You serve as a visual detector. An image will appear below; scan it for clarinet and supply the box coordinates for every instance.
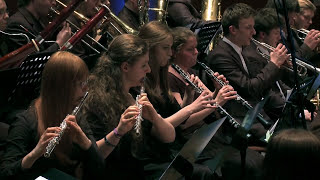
[197,61,272,128]
[44,92,89,158]
[171,64,240,128]
[134,86,145,135]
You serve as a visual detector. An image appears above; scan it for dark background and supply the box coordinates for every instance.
[3,0,319,29]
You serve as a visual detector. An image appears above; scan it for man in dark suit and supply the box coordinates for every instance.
[206,3,289,136]
[4,0,71,54]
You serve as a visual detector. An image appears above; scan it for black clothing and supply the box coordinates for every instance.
[5,8,59,54]
[0,105,105,179]
[167,0,206,28]
[118,5,140,31]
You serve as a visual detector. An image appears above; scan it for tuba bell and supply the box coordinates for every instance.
[138,0,170,26]
[201,0,222,21]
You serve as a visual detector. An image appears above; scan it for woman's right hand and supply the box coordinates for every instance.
[116,106,139,136]
[188,90,215,113]
[31,127,61,158]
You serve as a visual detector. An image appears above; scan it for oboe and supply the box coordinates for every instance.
[44,92,89,158]
[171,64,240,128]
[197,61,272,128]
[134,86,145,135]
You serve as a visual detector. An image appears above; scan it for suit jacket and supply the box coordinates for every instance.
[5,7,59,54]
[167,0,205,28]
[206,39,285,121]
[118,5,140,31]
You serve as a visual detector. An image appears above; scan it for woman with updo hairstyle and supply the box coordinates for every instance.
[263,128,320,180]
[0,51,105,179]
[79,34,175,179]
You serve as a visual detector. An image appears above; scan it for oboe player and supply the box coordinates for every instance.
[0,51,105,179]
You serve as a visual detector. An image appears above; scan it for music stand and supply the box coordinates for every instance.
[8,52,53,109]
[159,117,226,179]
[193,21,222,58]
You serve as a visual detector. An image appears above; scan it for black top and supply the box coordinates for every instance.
[5,7,59,54]
[167,0,205,28]
[0,105,105,180]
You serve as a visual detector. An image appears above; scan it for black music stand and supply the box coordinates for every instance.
[159,117,226,179]
[191,21,222,84]
[7,52,53,109]
[192,21,222,60]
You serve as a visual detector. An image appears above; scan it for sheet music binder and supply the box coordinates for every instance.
[7,52,53,108]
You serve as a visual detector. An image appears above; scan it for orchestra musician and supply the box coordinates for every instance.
[294,0,316,30]
[0,51,105,179]
[78,34,175,179]
[4,0,71,55]
[207,3,290,135]
[138,21,240,179]
[265,0,320,61]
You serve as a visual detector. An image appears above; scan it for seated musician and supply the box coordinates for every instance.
[265,0,320,61]
[207,3,290,136]
[294,0,316,30]
[78,34,176,179]
[0,51,105,179]
[4,0,71,54]
[242,8,293,120]
[169,26,266,180]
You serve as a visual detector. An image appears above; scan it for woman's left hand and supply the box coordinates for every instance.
[66,115,91,150]
[211,72,228,90]
[139,93,161,123]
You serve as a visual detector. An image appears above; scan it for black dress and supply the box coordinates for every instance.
[0,105,105,180]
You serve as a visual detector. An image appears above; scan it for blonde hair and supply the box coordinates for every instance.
[298,0,316,12]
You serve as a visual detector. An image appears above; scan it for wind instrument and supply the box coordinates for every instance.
[0,0,85,69]
[201,0,222,21]
[138,0,169,26]
[251,38,320,76]
[171,63,240,128]
[197,61,272,128]
[61,4,109,50]
[44,92,88,158]
[134,86,145,135]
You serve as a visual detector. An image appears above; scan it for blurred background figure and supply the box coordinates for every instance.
[294,0,316,30]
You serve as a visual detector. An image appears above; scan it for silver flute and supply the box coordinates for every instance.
[44,92,89,158]
[134,86,145,135]
[171,63,240,128]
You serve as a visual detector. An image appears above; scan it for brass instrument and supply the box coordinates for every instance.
[138,0,169,26]
[310,89,320,110]
[201,0,222,21]
[251,38,320,76]
[56,0,137,38]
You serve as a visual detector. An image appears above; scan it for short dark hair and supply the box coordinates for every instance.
[265,0,300,14]
[254,8,284,37]
[221,3,256,36]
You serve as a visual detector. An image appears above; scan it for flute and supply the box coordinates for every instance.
[197,61,272,128]
[171,63,240,129]
[44,92,89,158]
[134,86,145,135]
